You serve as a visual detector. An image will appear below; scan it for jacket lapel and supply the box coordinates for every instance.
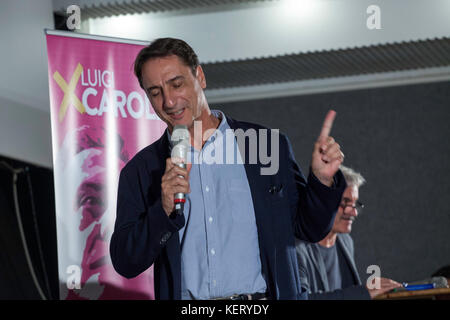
[226,116,278,298]
[337,235,362,285]
[156,131,183,299]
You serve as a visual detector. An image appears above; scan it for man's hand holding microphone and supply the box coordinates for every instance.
[161,125,191,217]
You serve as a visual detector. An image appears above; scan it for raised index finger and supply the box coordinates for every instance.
[319,110,336,139]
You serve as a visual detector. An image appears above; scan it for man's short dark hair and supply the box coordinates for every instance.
[134,37,200,89]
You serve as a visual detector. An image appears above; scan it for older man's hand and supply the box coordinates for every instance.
[367,277,403,299]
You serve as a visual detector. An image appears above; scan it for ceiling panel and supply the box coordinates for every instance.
[53,0,276,18]
[202,37,450,89]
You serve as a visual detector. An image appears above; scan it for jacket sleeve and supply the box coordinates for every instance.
[283,134,347,242]
[109,160,184,279]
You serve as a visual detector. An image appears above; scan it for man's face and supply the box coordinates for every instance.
[332,185,360,234]
[141,55,207,133]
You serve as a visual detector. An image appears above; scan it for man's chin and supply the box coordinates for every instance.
[338,222,353,234]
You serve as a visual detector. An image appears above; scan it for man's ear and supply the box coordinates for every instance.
[196,65,206,89]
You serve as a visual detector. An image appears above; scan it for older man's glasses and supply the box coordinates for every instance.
[340,200,364,214]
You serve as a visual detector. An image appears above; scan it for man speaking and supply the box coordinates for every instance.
[110,38,346,300]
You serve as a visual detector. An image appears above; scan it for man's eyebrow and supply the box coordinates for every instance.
[146,75,185,93]
[167,75,184,83]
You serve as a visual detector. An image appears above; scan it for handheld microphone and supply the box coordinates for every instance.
[170,125,190,215]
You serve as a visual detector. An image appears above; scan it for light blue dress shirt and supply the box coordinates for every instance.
[168,110,267,300]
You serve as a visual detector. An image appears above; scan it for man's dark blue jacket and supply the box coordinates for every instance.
[110,116,346,300]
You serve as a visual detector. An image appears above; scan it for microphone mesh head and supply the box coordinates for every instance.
[171,125,190,144]
[432,276,449,288]
[170,125,190,162]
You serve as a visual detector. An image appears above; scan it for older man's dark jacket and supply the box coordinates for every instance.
[295,233,371,299]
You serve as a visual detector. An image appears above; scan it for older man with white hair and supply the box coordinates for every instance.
[295,165,401,299]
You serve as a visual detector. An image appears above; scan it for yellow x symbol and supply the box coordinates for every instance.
[53,63,86,122]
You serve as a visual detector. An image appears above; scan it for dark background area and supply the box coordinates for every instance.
[0,156,58,299]
[0,80,448,299]
[218,80,450,284]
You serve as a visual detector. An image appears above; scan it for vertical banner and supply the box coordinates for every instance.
[46,31,165,299]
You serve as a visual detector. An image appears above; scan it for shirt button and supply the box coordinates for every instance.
[205,186,210,192]
[211,249,215,255]
[208,217,213,223]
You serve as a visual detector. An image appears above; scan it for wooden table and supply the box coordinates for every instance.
[375,287,450,300]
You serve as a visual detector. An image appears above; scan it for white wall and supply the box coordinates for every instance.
[0,96,53,167]
[0,0,54,167]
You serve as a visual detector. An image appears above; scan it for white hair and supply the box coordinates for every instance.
[340,165,366,187]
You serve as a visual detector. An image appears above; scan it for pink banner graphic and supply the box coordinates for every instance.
[46,31,165,299]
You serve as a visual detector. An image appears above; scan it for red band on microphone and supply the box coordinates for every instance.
[174,198,186,204]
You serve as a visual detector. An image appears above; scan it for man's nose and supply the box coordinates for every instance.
[163,89,176,108]
[344,206,358,217]
[348,206,358,217]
